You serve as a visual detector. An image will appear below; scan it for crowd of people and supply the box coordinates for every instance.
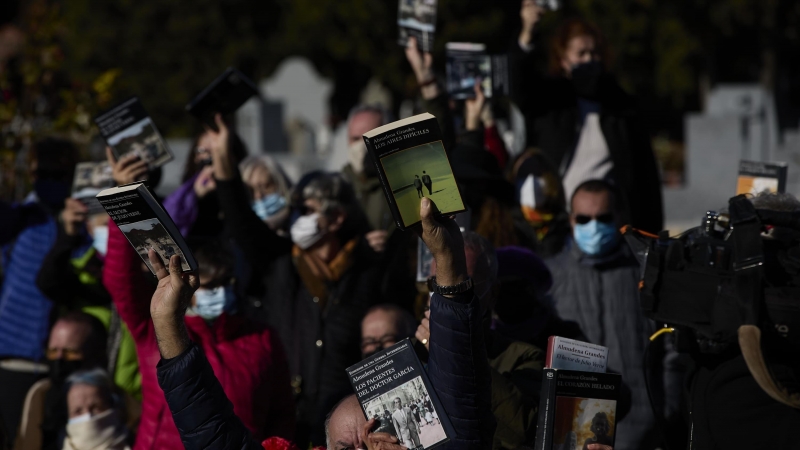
[1,2,799,450]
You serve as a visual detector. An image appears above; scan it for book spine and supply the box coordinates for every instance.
[534,369,557,450]
[140,186,197,271]
[545,336,555,368]
[363,137,404,230]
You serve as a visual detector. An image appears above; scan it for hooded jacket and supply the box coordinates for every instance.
[102,223,294,449]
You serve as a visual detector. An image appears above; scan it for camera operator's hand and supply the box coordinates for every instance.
[148,250,198,359]
[417,197,468,294]
[193,165,217,198]
[106,147,148,186]
[465,82,486,131]
[405,36,438,101]
[360,418,406,450]
[61,198,88,236]
[519,0,546,48]
[206,114,236,182]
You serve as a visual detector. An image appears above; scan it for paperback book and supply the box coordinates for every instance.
[72,161,114,214]
[545,336,608,373]
[535,369,621,450]
[95,97,173,169]
[445,43,509,99]
[398,0,437,53]
[347,338,453,450]
[736,160,788,196]
[363,113,466,230]
[186,67,260,131]
[97,183,197,275]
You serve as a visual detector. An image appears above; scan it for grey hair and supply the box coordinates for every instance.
[64,368,116,407]
[239,155,292,198]
[347,104,391,127]
[324,394,357,450]
[363,304,417,338]
[462,231,499,289]
[302,173,356,217]
[749,192,800,212]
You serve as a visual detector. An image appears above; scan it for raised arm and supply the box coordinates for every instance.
[416,198,495,450]
[206,115,292,270]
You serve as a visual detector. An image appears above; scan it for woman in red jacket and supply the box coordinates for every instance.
[102,227,295,449]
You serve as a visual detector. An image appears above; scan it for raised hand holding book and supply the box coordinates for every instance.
[97,183,197,275]
[186,67,260,131]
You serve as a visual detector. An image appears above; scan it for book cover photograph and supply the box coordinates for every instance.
[735,159,788,196]
[95,97,172,168]
[363,113,465,230]
[347,339,452,450]
[398,0,437,52]
[72,161,114,213]
[97,183,196,275]
[535,369,620,450]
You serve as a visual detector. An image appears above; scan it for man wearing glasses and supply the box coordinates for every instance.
[544,179,675,450]
[360,304,417,359]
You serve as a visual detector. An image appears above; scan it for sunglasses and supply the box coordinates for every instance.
[574,213,614,225]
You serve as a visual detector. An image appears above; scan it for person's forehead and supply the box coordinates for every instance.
[568,35,596,50]
[571,190,611,214]
[348,111,383,136]
[362,310,398,334]
[49,321,89,346]
[68,383,101,400]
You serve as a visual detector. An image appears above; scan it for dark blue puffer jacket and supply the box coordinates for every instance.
[156,292,495,450]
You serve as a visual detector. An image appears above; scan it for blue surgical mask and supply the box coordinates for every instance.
[252,194,287,221]
[573,219,619,256]
[91,225,109,256]
[192,286,237,320]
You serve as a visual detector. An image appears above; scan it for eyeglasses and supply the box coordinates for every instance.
[46,347,83,361]
[574,213,614,225]
[361,334,400,352]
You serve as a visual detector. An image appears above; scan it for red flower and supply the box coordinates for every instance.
[261,437,300,450]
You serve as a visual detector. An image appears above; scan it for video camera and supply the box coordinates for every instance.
[623,195,800,407]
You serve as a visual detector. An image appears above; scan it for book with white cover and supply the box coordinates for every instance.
[545,336,608,373]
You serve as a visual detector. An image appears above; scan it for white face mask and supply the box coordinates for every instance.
[68,412,92,425]
[347,141,368,174]
[91,225,109,256]
[290,213,325,250]
[192,286,237,320]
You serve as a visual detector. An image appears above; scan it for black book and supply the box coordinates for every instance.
[97,183,197,275]
[95,97,173,169]
[445,43,510,99]
[398,0,437,53]
[347,338,453,450]
[186,67,260,130]
[363,113,466,231]
[534,369,621,450]
[736,160,788,196]
[72,161,114,214]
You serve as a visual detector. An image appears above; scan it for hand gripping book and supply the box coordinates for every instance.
[186,67,260,131]
[398,0,437,52]
[534,369,621,450]
[736,160,788,196]
[445,43,510,100]
[97,183,197,275]
[363,113,466,231]
[545,336,609,373]
[95,97,173,169]
[72,161,114,214]
[347,338,454,450]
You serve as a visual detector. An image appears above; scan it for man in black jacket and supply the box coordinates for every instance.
[148,196,494,450]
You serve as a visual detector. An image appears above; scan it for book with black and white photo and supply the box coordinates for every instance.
[347,338,454,450]
[72,161,115,214]
[186,67,260,131]
[535,369,621,450]
[398,0,437,53]
[96,183,197,275]
[736,160,788,196]
[95,97,173,169]
[545,336,608,373]
[445,43,510,99]
[363,113,466,231]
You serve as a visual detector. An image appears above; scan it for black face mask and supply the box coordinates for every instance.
[47,359,82,386]
[570,61,604,99]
